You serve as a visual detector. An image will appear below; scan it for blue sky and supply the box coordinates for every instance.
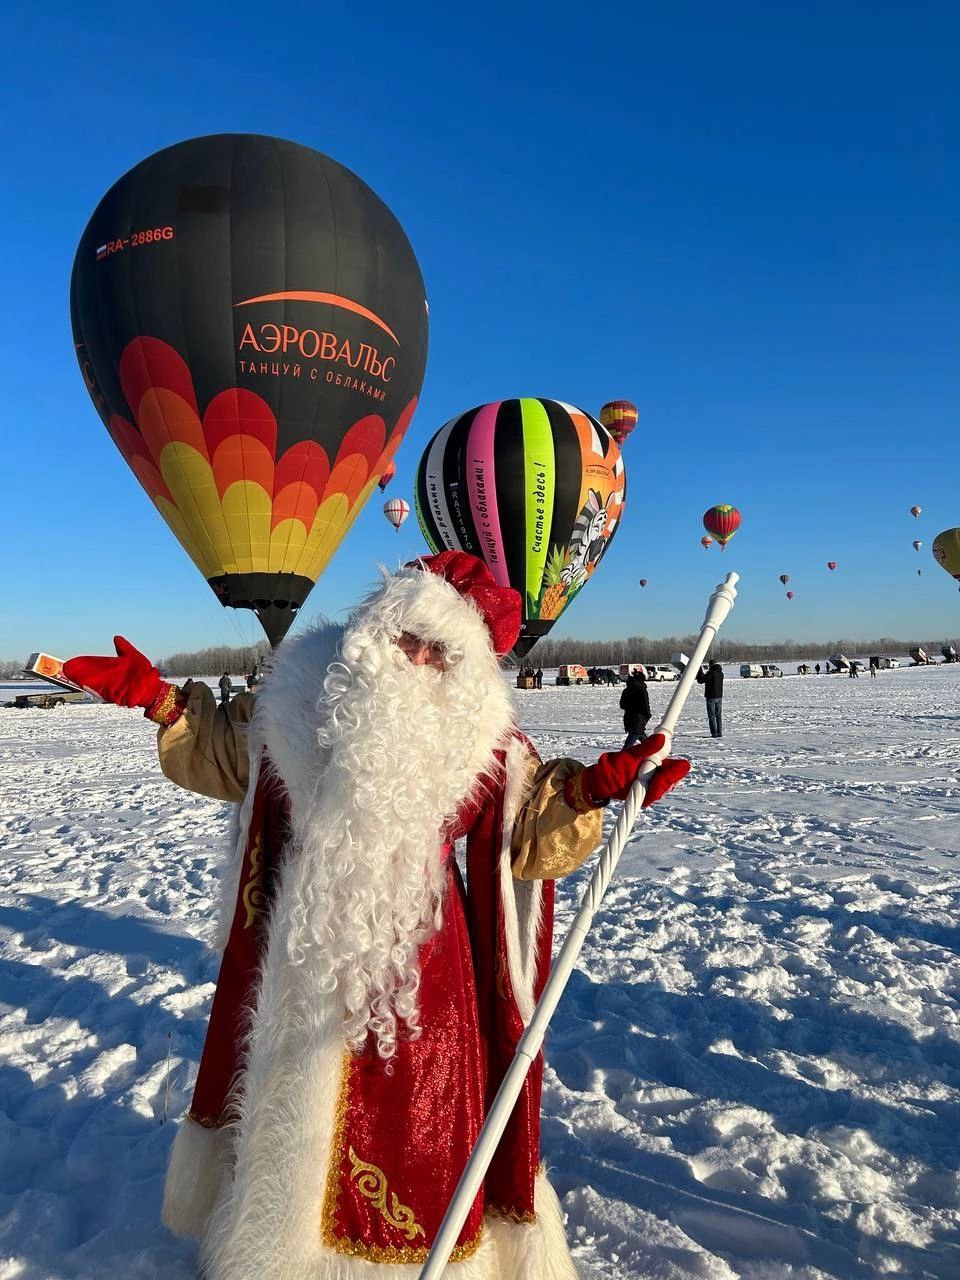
[3,1,958,659]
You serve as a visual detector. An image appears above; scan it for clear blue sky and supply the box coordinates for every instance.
[3,1,958,659]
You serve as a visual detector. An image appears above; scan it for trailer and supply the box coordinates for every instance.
[910,647,934,666]
[10,691,89,709]
[941,645,958,663]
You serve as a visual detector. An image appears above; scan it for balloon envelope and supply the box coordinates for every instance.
[383,498,410,530]
[932,528,960,581]
[913,540,922,551]
[703,504,741,548]
[700,535,713,549]
[378,460,397,492]
[827,561,837,571]
[639,578,647,588]
[911,506,922,518]
[779,574,789,585]
[416,399,626,658]
[786,591,794,600]
[71,134,428,645]
[598,400,638,447]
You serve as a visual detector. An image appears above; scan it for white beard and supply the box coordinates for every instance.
[282,623,503,1058]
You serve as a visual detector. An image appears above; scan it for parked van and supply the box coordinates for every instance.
[740,663,763,678]
[556,664,588,686]
[646,664,680,682]
[618,663,649,680]
[869,655,901,670]
[760,664,783,678]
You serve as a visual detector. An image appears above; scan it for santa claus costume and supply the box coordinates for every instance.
[64,553,687,1280]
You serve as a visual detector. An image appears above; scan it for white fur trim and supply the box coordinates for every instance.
[486,1173,578,1280]
[162,1117,233,1239]
[498,737,545,1026]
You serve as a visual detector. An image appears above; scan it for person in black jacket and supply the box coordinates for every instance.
[620,670,651,747]
[696,659,724,737]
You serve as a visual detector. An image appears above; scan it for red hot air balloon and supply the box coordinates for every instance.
[786,591,794,600]
[378,460,397,492]
[827,561,837,571]
[598,400,638,447]
[911,506,922,518]
[703,504,741,550]
[71,134,427,646]
[779,574,789,585]
[383,497,410,530]
[701,535,713,549]
[639,578,648,588]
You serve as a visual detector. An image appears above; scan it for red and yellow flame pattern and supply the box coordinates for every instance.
[107,337,414,584]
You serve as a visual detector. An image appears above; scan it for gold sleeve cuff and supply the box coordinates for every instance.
[511,756,603,881]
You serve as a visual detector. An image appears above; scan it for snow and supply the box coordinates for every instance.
[1,664,959,1277]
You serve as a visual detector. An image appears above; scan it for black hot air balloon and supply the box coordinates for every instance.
[71,134,428,645]
[415,399,626,658]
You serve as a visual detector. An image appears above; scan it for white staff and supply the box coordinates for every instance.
[419,572,740,1279]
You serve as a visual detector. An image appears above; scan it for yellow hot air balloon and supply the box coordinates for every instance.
[932,528,960,582]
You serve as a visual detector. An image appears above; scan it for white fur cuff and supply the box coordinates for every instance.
[162,1117,233,1239]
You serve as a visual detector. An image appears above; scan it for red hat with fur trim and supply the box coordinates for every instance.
[409,552,522,657]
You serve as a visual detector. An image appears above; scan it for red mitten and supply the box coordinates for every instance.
[63,636,183,724]
[566,734,691,811]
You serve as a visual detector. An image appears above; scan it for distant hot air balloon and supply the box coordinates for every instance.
[786,591,794,600]
[639,578,648,588]
[598,400,638,447]
[71,134,427,646]
[378,460,397,491]
[701,535,713,550]
[913,540,922,552]
[932,528,960,583]
[383,498,410,531]
[911,506,922,518]
[416,399,626,658]
[827,561,837,571]
[779,574,790,585]
[918,569,923,577]
[703,504,741,550]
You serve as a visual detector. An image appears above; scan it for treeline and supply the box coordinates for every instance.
[520,634,960,668]
[157,642,271,677]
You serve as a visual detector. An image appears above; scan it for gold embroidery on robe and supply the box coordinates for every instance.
[348,1147,425,1241]
[241,835,264,929]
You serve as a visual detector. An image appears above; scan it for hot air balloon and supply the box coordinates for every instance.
[701,535,713,549]
[703,504,741,550]
[918,569,923,577]
[416,399,626,658]
[378,460,397,492]
[932,528,960,583]
[383,498,410,531]
[598,400,638,447]
[786,591,794,600]
[779,574,790,585]
[827,561,837,571]
[911,506,922,518]
[913,540,922,552]
[71,134,428,646]
[639,578,648,588]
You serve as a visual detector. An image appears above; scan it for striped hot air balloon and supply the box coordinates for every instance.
[383,497,410,530]
[701,535,713,549]
[416,399,626,657]
[598,400,638,447]
[703,504,741,550]
[911,506,922,518]
[779,574,790,585]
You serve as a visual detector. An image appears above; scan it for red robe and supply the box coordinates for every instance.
[188,739,553,1264]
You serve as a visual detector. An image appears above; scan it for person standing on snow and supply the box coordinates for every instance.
[619,669,651,747]
[535,667,543,689]
[696,659,724,738]
[217,672,232,706]
[64,552,688,1280]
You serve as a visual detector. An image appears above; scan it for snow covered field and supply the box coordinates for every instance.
[1,665,959,1278]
